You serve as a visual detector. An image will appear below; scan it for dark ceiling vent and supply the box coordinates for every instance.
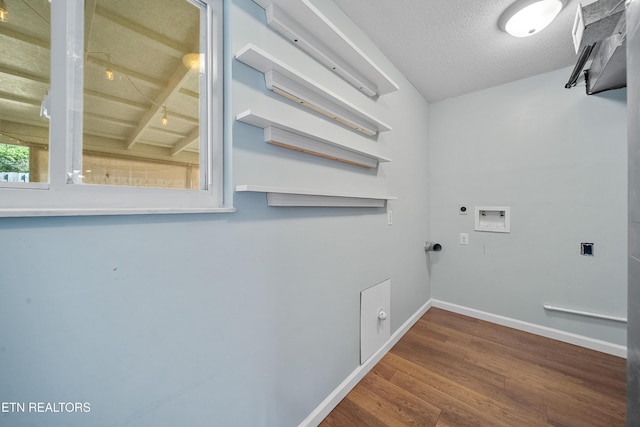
[565,0,627,95]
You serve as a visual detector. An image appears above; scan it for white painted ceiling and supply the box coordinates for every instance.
[333,0,588,102]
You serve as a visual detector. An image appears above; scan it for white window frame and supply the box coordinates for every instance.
[0,0,233,217]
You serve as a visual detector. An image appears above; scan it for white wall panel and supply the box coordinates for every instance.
[360,279,391,363]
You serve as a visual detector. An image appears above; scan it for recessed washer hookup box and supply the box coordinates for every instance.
[475,206,510,233]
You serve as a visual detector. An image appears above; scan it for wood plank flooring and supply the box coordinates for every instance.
[320,308,626,427]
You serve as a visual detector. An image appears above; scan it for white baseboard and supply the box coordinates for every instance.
[431,299,627,358]
[298,299,433,427]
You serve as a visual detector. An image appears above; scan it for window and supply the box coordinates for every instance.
[0,0,50,186]
[0,0,229,216]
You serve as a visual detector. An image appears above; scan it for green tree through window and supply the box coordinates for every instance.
[0,144,29,173]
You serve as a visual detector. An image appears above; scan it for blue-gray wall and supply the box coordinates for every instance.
[0,1,431,426]
[429,67,628,346]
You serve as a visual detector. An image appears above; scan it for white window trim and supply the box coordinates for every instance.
[0,0,234,217]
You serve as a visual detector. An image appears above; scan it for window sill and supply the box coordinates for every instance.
[0,206,237,218]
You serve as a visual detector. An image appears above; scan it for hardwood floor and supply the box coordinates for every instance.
[320,308,626,427]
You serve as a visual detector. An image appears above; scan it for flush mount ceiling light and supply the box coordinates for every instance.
[499,0,563,37]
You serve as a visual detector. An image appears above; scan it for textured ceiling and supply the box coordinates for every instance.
[333,0,591,102]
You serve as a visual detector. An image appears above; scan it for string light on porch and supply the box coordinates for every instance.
[0,0,8,22]
[85,51,180,128]
[161,105,169,126]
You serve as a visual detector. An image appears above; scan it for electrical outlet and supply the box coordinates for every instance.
[387,210,393,226]
[581,242,594,256]
[459,233,469,245]
[459,204,468,215]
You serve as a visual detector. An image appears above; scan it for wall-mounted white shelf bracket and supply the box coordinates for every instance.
[235,110,391,169]
[253,0,399,97]
[235,185,396,207]
[235,44,391,137]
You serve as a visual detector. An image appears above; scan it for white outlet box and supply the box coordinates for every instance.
[387,210,393,225]
[475,206,510,233]
[459,233,469,245]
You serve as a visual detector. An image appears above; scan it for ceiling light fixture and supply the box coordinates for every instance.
[499,0,563,37]
[182,53,201,70]
[0,0,8,22]
[104,53,114,80]
[161,106,168,126]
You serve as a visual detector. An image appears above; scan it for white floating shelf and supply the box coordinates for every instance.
[236,110,391,169]
[253,0,399,97]
[235,185,396,208]
[235,44,391,137]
